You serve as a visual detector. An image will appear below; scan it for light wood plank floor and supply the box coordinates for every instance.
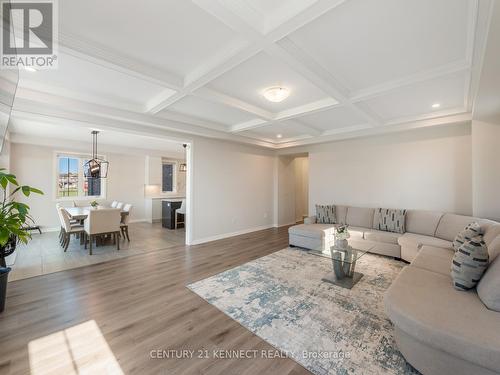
[0,226,310,375]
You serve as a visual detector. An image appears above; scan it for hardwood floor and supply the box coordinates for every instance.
[0,226,310,375]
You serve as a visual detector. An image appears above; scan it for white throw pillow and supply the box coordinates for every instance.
[451,236,489,291]
[315,205,336,224]
[452,222,483,251]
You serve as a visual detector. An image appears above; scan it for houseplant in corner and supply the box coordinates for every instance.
[0,169,43,312]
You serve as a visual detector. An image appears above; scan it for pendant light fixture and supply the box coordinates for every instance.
[84,130,109,178]
[179,143,187,172]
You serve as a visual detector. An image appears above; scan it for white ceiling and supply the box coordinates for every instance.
[11,0,495,149]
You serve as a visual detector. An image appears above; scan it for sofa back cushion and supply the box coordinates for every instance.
[478,255,500,312]
[405,210,443,236]
[315,204,336,224]
[435,214,476,242]
[373,208,407,233]
[478,220,500,247]
[346,207,374,228]
[451,236,489,291]
[336,205,348,225]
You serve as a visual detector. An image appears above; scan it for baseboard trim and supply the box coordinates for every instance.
[274,221,299,228]
[190,225,275,245]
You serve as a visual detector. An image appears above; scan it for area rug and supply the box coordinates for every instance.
[187,248,419,375]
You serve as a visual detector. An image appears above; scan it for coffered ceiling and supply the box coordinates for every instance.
[11,0,495,148]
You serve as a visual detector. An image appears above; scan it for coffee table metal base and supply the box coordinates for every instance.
[322,271,363,289]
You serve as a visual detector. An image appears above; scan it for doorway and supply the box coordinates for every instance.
[277,153,309,226]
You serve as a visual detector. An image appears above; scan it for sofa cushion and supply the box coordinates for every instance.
[411,246,454,276]
[477,256,500,312]
[452,222,483,251]
[336,205,348,225]
[316,204,336,224]
[435,213,476,242]
[347,226,365,239]
[451,237,489,291]
[487,236,500,262]
[364,229,402,245]
[288,224,335,239]
[385,266,500,373]
[373,208,407,234]
[346,207,374,228]
[398,233,453,250]
[405,210,443,237]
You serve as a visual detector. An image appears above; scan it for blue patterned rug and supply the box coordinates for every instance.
[188,248,420,375]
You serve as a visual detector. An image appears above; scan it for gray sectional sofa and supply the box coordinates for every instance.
[289,205,500,262]
[288,205,500,375]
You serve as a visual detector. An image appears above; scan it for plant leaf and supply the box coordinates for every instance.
[21,186,31,197]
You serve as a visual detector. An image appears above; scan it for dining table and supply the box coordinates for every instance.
[64,206,129,221]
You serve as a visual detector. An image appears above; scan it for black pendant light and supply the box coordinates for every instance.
[179,143,187,172]
[84,131,109,178]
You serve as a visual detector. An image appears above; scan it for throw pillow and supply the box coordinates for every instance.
[451,236,489,291]
[452,222,483,251]
[373,208,407,234]
[477,255,500,312]
[316,205,336,224]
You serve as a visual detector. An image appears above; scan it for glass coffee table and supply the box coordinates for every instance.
[310,245,371,289]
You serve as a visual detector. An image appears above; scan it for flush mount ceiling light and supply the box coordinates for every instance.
[262,86,290,103]
[431,103,441,109]
[83,131,109,179]
[276,134,283,139]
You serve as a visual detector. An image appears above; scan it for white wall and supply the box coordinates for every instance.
[283,124,473,215]
[190,137,275,243]
[472,121,500,221]
[277,155,296,226]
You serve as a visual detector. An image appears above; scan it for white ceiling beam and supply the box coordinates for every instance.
[194,87,274,120]
[59,33,183,90]
[268,39,382,126]
[274,98,338,121]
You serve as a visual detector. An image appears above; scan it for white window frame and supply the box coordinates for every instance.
[161,159,178,194]
[53,151,107,201]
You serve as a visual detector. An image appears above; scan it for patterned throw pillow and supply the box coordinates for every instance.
[316,205,336,224]
[452,222,483,251]
[373,208,407,234]
[451,236,489,291]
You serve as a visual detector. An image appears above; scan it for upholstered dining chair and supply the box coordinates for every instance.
[59,207,84,251]
[84,208,121,255]
[120,204,133,241]
[116,202,124,209]
[175,200,186,229]
[110,201,118,208]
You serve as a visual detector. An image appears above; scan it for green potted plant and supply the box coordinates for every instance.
[90,200,99,208]
[0,169,43,312]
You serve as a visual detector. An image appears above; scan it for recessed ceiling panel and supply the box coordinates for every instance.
[158,95,256,127]
[361,72,467,121]
[288,0,470,91]
[18,52,170,111]
[60,0,240,77]
[298,106,368,131]
[242,121,309,141]
[208,51,331,112]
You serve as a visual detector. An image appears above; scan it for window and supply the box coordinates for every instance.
[56,154,105,199]
[162,161,176,193]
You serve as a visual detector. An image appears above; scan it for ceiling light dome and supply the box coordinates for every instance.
[263,86,290,103]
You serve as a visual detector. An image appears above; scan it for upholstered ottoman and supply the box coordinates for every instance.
[288,224,336,252]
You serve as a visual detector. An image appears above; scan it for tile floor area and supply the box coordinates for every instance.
[9,222,185,282]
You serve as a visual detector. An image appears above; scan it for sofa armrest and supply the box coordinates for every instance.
[304,216,317,225]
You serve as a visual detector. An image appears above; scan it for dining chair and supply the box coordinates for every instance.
[73,200,90,208]
[110,201,118,208]
[116,202,124,209]
[84,208,121,255]
[120,204,133,241]
[56,204,79,245]
[175,200,186,229]
[59,208,85,251]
